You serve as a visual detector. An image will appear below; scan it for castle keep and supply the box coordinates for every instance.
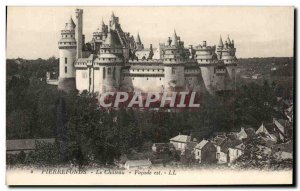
[58,9,237,94]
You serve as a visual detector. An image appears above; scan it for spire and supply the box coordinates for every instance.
[218,35,224,47]
[136,32,142,44]
[171,30,178,46]
[101,17,105,26]
[227,35,231,45]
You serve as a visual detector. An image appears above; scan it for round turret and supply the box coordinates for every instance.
[58,17,77,91]
[216,35,237,81]
[96,29,124,93]
[163,31,187,92]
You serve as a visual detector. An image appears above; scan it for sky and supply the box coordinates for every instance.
[6,6,294,59]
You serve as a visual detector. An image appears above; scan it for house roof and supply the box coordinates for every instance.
[256,123,269,134]
[170,134,191,143]
[236,128,248,140]
[195,140,209,150]
[274,151,293,160]
[221,139,242,153]
[213,136,226,146]
[124,160,151,167]
[6,138,55,151]
[272,140,293,153]
[235,143,245,150]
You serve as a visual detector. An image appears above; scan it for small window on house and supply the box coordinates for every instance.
[65,66,67,74]
[65,57,67,64]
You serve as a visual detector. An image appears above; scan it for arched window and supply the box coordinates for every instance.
[113,67,116,80]
[103,67,106,79]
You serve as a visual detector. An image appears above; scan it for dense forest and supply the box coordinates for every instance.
[6,57,293,165]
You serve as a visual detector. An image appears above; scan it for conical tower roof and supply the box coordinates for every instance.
[97,18,105,32]
[135,33,142,44]
[227,35,231,45]
[171,30,178,46]
[218,36,224,47]
[65,17,76,30]
[103,29,122,47]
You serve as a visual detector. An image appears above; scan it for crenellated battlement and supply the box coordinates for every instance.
[57,9,237,94]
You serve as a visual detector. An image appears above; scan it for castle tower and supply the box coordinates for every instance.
[195,41,219,94]
[163,30,186,92]
[57,17,77,91]
[75,9,83,59]
[96,28,125,93]
[216,35,237,89]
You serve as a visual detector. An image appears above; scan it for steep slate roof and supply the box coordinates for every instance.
[213,136,226,146]
[103,30,122,48]
[256,123,269,134]
[195,140,209,150]
[87,54,97,61]
[170,134,191,143]
[236,128,248,140]
[235,143,245,150]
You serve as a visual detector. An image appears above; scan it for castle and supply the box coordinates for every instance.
[57,9,237,95]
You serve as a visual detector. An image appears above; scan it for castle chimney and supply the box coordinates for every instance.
[168,37,172,46]
[203,41,207,47]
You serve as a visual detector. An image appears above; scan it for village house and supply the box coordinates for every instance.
[124,159,152,170]
[236,127,248,140]
[151,143,174,153]
[169,134,192,152]
[271,141,293,161]
[212,135,227,164]
[194,140,217,164]
[256,123,278,146]
[6,138,56,155]
[227,143,245,163]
